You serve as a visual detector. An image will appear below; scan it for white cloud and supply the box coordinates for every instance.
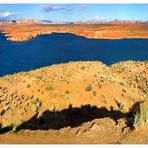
[40,4,88,13]
[40,5,72,13]
[94,16,106,20]
[0,11,19,18]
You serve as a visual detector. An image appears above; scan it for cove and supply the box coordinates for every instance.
[0,32,148,77]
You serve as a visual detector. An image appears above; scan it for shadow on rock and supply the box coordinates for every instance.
[16,104,128,131]
[0,123,13,135]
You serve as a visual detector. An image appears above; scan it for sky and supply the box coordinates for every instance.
[0,4,148,22]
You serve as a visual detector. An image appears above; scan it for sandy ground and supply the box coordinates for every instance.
[0,120,148,144]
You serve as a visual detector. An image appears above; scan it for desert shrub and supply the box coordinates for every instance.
[64,90,70,99]
[12,121,23,132]
[31,98,41,112]
[36,76,42,79]
[81,66,85,70]
[93,91,97,96]
[45,84,53,91]
[26,84,30,88]
[119,81,125,86]
[121,93,125,97]
[65,90,70,95]
[102,95,107,105]
[94,74,97,78]
[97,83,102,88]
[122,88,127,93]
[67,73,73,77]
[85,84,93,92]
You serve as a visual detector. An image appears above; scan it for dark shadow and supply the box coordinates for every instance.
[0,103,143,134]
[0,123,13,135]
[125,101,145,130]
[15,104,128,132]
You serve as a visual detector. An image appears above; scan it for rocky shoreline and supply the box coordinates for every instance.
[0,24,148,42]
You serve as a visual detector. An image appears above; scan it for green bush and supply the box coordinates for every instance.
[85,84,93,92]
[93,91,97,96]
[65,90,70,95]
[31,98,41,112]
[46,84,53,91]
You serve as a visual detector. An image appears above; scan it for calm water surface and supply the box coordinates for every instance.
[0,32,148,77]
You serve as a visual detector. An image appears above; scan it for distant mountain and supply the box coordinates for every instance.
[41,20,53,24]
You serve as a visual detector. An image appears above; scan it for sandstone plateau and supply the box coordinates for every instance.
[0,24,148,41]
[0,61,148,143]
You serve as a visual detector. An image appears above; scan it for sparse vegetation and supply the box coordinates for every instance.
[64,90,70,99]
[65,90,70,95]
[85,84,93,92]
[93,91,97,96]
[46,84,53,91]
[0,60,148,135]
[26,84,30,88]
[31,98,41,112]
[101,95,107,105]
[81,66,85,70]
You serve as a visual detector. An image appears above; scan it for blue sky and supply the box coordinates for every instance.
[0,4,148,22]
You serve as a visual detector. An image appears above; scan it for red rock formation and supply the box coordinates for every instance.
[0,19,40,26]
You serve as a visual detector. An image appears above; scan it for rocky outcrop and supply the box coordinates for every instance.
[0,61,148,131]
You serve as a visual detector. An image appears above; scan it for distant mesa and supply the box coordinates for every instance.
[0,19,148,26]
[0,19,40,26]
[109,19,148,25]
[41,20,53,24]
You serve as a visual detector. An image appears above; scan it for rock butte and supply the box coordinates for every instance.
[0,24,148,41]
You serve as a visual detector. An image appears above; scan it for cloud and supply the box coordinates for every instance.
[86,16,107,23]
[0,11,19,18]
[94,16,106,21]
[40,5,72,13]
[79,4,88,8]
[40,4,88,13]
[76,4,88,11]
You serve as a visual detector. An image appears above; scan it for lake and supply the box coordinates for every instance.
[0,32,148,77]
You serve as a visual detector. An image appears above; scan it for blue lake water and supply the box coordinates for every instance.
[0,32,148,77]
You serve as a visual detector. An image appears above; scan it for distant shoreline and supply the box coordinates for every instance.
[0,24,148,42]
